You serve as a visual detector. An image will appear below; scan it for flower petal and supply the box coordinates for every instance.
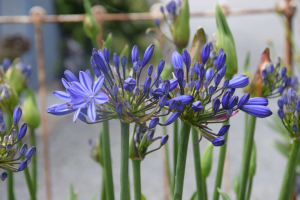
[64,70,79,82]
[73,108,81,123]
[61,78,71,89]
[87,101,96,122]
[95,92,109,104]
[228,75,249,88]
[71,97,88,109]
[46,104,76,116]
[67,81,89,97]
[93,75,105,93]
[79,71,92,93]
[245,97,269,106]
[53,91,71,101]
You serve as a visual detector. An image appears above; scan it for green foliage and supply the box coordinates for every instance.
[201,142,213,178]
[141,193,147,200]
[68,185,77,200]
[218,188,232,200]
[232,174,240,197]
[22,88,40,129]
[215,3,238,77]
[249,142,257,177]
[83,0,99,39]
[189,191,197,200]
[102,33,113,50]
[190,27,207,67]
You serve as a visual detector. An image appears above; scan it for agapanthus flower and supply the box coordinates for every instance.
[277,88,300,139]
[0,107,36,181]
[153,44,272,146]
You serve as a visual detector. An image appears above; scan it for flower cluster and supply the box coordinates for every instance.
[0,106,36,181]
[150,43,272,146]
[277,88,300,139]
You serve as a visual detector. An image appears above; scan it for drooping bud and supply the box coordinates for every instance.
[149,117,159,129]
[17,123,27,141]
[116,103,123,117]
[164,112,180,125]
[211,136,226,146]
[213,98,220,113]
[218,125,230,136]
[160,135,169,146]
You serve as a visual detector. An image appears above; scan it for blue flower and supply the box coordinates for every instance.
[166,94,193,106]
[131,45,139,64]
[237,93,250,109]
[142,44,154,67]
[124,77,137,91]
[149,117,159,129]
[13,106,22,126]
[157,59,165,75]
[205,68,214,82]
[201,43,210,64]
[172,51,183,69]
[166,1,176,14]
[182,49,191,68]
[213,98,220,113]
[245,97,268,106]
[174,68,184,83]
[240,105,272,118]
[216,52,226,71]
[1,171,8,181]
[113,53,119,70]
[17,123,27,141]
[175,100,184,112]
[227,75,249,88]
[191,101,203,112]
[211,136,226,146]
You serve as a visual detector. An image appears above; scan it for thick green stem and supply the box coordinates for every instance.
[246,176,253,200]
[29,127,37,195]
[191,127,205,200]
[238,116,257,200]
[102,121,115,200]
[203,179,208,200]
[212,120,229,200]
[6,114,14,200]
[101,170,106,200]
[132,160,141,200]
[174,121,191,200]
[173,119,178,181]
[279,140,300,200]
[120,122,130,200]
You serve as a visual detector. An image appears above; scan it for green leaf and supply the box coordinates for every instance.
[215,3,238,77]
[189,191,197,200]
[22,88,40,129]
[190,27,207,67]
[218,188,232,200]
[83,0,99,39]
[232,174,240,197]
[201,142,213,178]
[249,142,257,177]
[102,33,113,50]
[141,193,147,200]
[68,184,77,200]
[172,0,190,49]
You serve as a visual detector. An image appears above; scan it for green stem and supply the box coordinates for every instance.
[102,121,115,200]
[6,114,14,200]
[174,121,191,200]
[191,127,205,200]
[29,127,37,195]
[132,160,141,200]
[173,118,178,193]
[238,116,257,200]
[101,170,106,200]
[246,176,253,200]
[212,120,229,200]
[203,179,208,200]
[120,122,130,200]
[279,140,300,200]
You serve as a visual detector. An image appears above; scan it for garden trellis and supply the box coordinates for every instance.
[0,1,296,199]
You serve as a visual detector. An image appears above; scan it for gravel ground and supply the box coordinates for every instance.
[1,0,300,199]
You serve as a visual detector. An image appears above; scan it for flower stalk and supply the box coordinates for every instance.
[279,140,300,200]
[191,127,205,200]
[173,121,191,200]
[238,115,257,200]
[29,127,37,195]
[132,159,141,200]
[120,122,130,200]
[6,114,14,200]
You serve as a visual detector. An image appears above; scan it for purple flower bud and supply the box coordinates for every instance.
[133,61,139,72]
[213,98,220,113]
[195,79,201,90]
[144,77,152,92]
[113,53,119,70]
[228,75,249,88]
[262,69,268,78]
[25,146,36,159]
[218,125,230,136]
[154,72,163,88]
[116,103,123,117]
[166,94,193,106]
[223,79,229,89]
[157,59,165,76]
[162,80,170,94]
[281,67,287,77]
[201,43,210,65]
[123,77,136,91]
[219,64,226,78]
[18,158,28,171]
[18,123,27,141]
[92,65,102,78]
[267,64,274,74]
[166,1,176,14]
[113,85,118,97]
[160,95,167,109]
[172,51,183,69]
[152,88,163,99]
[142,44,154,67]
[175,100,184,112]
[155,19,160,27]
[227,96,239,110]
[147,65,153,76]
[168,99,176,112]
[64,70,79,82]
[205,68,214,82]
[124,101,131,110]
[208,86,215,96]
[20,143,28,156]
[211,136,226,146]
[189,67,194,76]
[240,105,273,118]
[222,92,231,109]
[191,101,203,112]
[237,93,250,109]
[285,77,291,87]
[121,55,127,68]
[295,101,300,112]
[13,106,22,126]
[246,97,269,106]
[160,6,165,13]
[103,47,110,64]
[182,49,191,68]
[293,123,297,133]
[169,79,178,91]
[164,112,180,125]
[277,99,283,109]
[174,68,184,83]
[216,52,226,71]
[278,109,284,119]
[282,94,288,104]
[278,86,284,94]
[132,45,139,64]
[194,62,200,77]
[93,53,109,74]
[1,171,8,181]
[227,109,233,116]
[0,112,3,124]
[149,117,159,129]
[160,135,169,146]
[214,73,222,87]
[147,130,155,141]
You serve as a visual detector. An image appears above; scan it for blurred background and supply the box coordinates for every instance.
[0,0,300,199]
